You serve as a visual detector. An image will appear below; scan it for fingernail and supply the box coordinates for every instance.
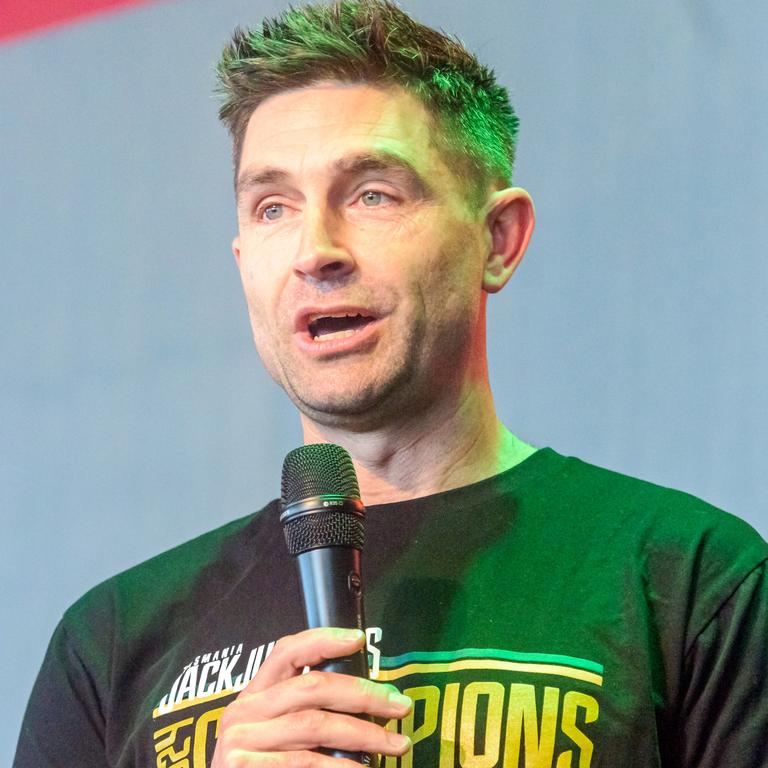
[338,628,364,641]
[387,732,411,750]
[388,691,412,709]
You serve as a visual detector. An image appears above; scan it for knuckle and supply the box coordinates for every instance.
[222,748,254,768]
[296,670,324,692]
[286,750,318,768]
[217,702,248,734]
[214,723,238,753]
[271,633,297,658]
[357,676,388,704]
[218,705,235,729]
[358,677,381,696]
[290,708,329,732]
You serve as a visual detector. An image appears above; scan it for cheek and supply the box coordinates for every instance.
[238,267,274,339]
[243,295,284,381]
[238,232,297,311]
[426,249,485,329]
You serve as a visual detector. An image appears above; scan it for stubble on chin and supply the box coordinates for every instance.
[285,354,417,430]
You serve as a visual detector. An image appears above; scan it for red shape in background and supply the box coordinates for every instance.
[0,0,163,44]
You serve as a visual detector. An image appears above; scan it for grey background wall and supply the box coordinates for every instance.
[2,0,766,761]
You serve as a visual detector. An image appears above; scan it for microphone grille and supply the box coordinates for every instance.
[280,443,361,506]
[282,510,365,556]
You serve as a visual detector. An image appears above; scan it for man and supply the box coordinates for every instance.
[14,2,767,767]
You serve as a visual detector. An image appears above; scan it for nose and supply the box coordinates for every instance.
[293,207,356,283]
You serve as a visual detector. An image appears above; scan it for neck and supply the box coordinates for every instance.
[300,380,536,505]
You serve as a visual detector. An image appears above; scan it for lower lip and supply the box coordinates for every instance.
[294,318,382,358]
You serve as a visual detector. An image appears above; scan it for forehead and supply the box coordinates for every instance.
[239,83,443,179]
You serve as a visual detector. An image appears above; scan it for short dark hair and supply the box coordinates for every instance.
[216,0,519,203]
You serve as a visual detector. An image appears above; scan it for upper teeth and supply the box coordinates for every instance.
[307,312,361,323]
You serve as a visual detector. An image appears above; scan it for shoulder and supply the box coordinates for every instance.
[61,500,280,647]
[546,449,768,635]
[553,451,766,556]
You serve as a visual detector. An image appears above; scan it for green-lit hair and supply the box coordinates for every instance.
[216,0,519,202]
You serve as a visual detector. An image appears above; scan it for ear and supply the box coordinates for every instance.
[482,188,535,294]
[232,235,241,266]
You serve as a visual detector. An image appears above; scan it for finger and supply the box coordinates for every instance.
[247,628,366,693]
[232,671,412,722]
[223,710,412,755]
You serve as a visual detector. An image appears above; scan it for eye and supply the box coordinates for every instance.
[359,190,389,207]
[258,203,284,221]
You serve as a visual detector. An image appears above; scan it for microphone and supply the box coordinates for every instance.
[280,443,371,764]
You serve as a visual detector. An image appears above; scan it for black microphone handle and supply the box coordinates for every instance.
[296,546,372,765]
[296,546,368,674]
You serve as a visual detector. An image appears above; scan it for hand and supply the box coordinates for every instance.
[212,627,413,767]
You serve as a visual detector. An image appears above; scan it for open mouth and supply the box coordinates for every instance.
[307,312,376,342]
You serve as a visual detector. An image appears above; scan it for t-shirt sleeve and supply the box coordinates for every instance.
[13,619,108,768]
[680,559,768,767]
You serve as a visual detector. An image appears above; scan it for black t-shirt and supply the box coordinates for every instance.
[14,448,768,767]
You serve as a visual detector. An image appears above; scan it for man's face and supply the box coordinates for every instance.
[233,83,490,429]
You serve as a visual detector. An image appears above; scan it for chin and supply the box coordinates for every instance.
[293,388,389,421]
[288,368,420,429]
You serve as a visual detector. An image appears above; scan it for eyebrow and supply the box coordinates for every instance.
[332,151,432,197]
[235,150,433,204]
[236,167,290,202]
